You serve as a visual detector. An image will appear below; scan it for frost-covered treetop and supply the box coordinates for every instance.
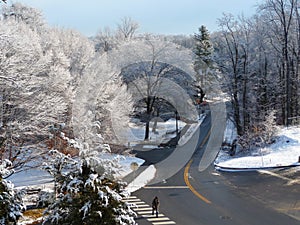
[108,38,197,80]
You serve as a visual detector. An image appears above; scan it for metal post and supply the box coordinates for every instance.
[175,111,178,135]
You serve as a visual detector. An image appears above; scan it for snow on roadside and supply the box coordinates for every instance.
[8,154,145,189]
[127,118,186,147]
[113,154,145,178]
[215,126,300,170]
[125,165,156,193]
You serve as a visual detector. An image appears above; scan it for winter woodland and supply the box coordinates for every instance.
[0,0,300,224]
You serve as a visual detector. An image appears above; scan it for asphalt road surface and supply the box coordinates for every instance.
[129,116,300,225]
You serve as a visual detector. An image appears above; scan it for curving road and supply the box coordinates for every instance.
[131,115,300,225]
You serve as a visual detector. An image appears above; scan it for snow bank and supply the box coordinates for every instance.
[215,127,300,170]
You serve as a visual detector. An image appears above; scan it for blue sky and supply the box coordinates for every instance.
[12,0,260,36]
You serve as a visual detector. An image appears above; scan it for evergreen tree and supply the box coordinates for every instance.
[43,150,136,225]
[194,25,213,66]
[0,160,25,225]
[193,25,213,101]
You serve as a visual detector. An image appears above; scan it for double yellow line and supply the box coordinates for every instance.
[183,129,212,204]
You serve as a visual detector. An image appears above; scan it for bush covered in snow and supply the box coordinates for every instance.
[42,151,136,225]
[0,160,25,225]
[237,111,279,152]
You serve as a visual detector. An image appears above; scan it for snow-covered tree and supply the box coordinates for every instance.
[193,25,214,103]
[46,27,95,90]
[258,0,299,126]
[214,13,246,135]
[0,18,69,168]
[237,110,278,151]
[0,4,97,167]
[0,159,25,225]
[93,17,139,53]
[194,25,213,67]
[42,150,136,225]
[116,17,139,40]
[1,2,47,33]
[213,1,300,149]
[72,52,133,149]
[95,78,133,144]
[109,39,198,140]
[94,27,117,53]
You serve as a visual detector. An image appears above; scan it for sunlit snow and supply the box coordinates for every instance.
[215,126,300,170]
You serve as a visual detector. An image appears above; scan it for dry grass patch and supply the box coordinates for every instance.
[20,208,45,225]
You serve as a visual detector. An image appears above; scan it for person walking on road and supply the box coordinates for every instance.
[152,196,160,217]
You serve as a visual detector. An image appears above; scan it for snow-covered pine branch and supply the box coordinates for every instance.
[43,151,136,225]
[0,159,25,224]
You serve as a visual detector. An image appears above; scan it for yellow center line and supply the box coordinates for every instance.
[184,159,211,204]
[277,207,300,211]
[200,128,211,148]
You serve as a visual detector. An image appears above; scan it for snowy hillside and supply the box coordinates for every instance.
[215,126,300,170]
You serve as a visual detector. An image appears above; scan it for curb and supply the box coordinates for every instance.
[214,162,300,172]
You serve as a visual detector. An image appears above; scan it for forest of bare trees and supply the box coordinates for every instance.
[212,0,300,146]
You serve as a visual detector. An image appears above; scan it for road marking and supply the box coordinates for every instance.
[124,198,143,202]
[144,186,189,189]
[258,170,300,185]
[142,214,164,218]
[211,172,221,176]
[134,207,153,211]
[184,160,211,204]
[124,196,177,224]
[277,207,300,211]
[200,128,211,148]
[148,217,170,221]
[152,221,176,225]
[134,204,149,207]
[137,210,154,215]
[127,196,138,199]
[134,201,147,204]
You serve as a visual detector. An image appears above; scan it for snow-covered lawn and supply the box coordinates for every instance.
[8,154,145,189]
[127,118,186,147]
[215,126,300,171]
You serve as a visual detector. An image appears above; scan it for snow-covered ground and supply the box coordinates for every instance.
[7,154,147,225]
[8,154,145,189]
[127,118,186,147]
[11,117,300,191]
[8,120,300,194]
[7,117,300,225]
[215,126,300,171]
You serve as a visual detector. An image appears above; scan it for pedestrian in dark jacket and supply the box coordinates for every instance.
[152,196,160,217]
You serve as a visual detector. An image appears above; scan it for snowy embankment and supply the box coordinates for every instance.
[215,127,300,171]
